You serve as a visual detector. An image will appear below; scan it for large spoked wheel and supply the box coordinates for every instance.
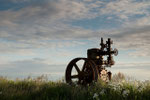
[65,58,99,85]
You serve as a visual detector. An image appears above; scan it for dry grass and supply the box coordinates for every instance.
[0,73,150,100]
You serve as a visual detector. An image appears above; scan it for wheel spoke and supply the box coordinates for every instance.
[78,79,81,84]
[84,72,89,77]
[71,75,79,78]
[88,71,93,76]
[66,58,98,85]
[82,61,87,72]
[74,63,80,73]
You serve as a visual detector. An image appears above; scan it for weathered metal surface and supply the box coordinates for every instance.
[65,38,118,85]
[65,58,98,85]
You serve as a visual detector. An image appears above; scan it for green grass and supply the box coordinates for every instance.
[0,73,150,100]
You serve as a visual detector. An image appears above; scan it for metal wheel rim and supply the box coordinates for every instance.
[65,58,98,85]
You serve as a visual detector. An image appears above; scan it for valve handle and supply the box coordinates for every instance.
[113,48,118,56]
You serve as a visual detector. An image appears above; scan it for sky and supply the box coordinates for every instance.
[0,0,150,81]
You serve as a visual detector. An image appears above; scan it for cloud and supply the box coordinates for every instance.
[1,0,150,80]
[115,62,150,67]
[100,0,150,20]
[110,67,150,81]
[1,0,150,41]
[0,58,66,80]
[0,0,103,42]
[0,0,150,58]
[0,0,101,25]
[0,58,65,72]
[124,15,150,27]
[0,57,149,80]
[105,25,150,57]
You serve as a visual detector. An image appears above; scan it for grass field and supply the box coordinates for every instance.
[0,73,150,100]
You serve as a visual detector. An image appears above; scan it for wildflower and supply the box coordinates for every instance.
[100,89,105,95]
[134,81,139,87]
[121,79,125,83]
[109,82,122,92]
[74,81,78,87]
[122,89,130,97]
[138,85,144,92]
[93,93,99,99]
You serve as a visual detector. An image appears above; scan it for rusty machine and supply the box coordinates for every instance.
[65,38,118,85]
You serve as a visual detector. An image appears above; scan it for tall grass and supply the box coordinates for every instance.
[0,73,150,100]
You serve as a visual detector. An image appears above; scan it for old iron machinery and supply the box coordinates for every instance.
[65,38,118,85]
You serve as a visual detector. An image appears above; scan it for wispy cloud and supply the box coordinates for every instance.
[100,0,150,20]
